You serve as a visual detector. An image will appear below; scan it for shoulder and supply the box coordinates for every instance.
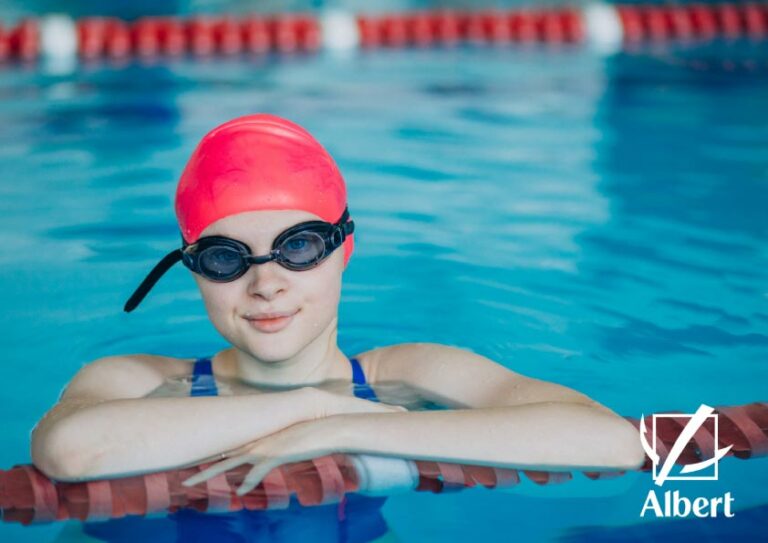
[353,342,608,411]
[60,354,194,402]
[356,342,472,363]
[354,342,510,385]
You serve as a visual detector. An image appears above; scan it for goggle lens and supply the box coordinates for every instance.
[198,246,247,281]
[194,230,331,280]
[280,231,326,268]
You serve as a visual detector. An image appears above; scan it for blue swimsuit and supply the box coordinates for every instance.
[190,356,380,402]
[84,355,388,543]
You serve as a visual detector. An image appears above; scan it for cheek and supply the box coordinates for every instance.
[194,277,239,327]
[297,257,343,324]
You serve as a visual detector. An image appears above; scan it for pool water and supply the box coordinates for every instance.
[1,38,767,541]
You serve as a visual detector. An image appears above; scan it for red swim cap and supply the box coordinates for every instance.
[175,114,354,265]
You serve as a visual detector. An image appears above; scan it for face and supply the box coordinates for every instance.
[193,209,346,363]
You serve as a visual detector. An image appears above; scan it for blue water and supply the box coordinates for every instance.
[1,39,767,541]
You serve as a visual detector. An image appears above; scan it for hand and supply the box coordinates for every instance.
[182,398,406,496]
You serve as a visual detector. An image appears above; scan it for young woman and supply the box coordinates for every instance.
[31,114,644,503]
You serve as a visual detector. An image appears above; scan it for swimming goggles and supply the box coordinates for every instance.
[124,207,354,312]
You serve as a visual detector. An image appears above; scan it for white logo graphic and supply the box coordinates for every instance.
[639,403,733,487]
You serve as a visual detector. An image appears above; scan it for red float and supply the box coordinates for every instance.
[2,3,764,61]
[1,401,765,525]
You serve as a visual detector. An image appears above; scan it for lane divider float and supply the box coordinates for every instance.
[1,400,766,524]
[0,3,766,63]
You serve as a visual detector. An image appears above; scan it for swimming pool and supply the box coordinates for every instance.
[1,20,767,543]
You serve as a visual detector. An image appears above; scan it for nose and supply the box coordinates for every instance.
[244,260,288,301]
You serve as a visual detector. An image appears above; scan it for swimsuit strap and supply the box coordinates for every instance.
[189,356,375,401]
[348,357,379,402]
[190,357,219,397]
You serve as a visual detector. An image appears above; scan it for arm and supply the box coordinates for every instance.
[183,399,643,495]
[357,343,644,468]
[31,356,400,481]
[186,344,645,493]
[314,401,645,471]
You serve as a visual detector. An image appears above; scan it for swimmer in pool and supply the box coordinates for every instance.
[30,114,645,498]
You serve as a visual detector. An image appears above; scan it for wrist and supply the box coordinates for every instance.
[307,413,356,453]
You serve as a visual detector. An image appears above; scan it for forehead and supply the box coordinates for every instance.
[200,210,323,240]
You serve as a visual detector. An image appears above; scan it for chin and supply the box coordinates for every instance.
[225,313,333,363]
[243,334,303,363]
[240,338,301,363]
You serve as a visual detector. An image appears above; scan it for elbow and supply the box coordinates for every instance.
[581,402,647,470]
[31,420,102,482]
[601,414,647,471]
[560,403,646,471]
[624,427,648,470]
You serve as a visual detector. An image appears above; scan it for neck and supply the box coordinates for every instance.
[222,317,351,388]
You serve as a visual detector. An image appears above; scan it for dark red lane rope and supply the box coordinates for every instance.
[1,401,766,524]
[1,3,766,63]
[618,2,768,43]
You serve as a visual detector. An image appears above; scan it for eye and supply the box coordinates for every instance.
[280,232,325,263]
[286,238,308,251]
[199,246,244,278]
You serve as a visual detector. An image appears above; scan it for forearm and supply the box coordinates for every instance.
[32,388,319,481]
[322,402,646,471]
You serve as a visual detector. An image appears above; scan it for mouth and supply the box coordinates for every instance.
[243,309,299,333]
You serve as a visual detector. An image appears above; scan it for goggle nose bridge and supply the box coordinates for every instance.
[243,251,280,265]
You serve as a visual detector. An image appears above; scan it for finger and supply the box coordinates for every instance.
[235,462,276,496]
[182,456,249,487]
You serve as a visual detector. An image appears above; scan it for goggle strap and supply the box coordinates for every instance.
[123,249,183,312]
[337,207,354,242]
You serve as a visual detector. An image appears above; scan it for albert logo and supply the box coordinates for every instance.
[638,403,736,518]
[639,403,732,486]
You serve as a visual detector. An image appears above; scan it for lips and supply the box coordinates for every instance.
[250,310,296,319]
[243,309,299,333]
